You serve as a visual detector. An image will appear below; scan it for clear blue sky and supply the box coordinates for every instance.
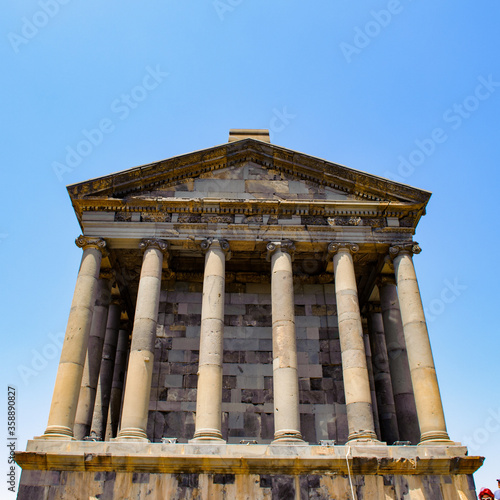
[2,1,499,494]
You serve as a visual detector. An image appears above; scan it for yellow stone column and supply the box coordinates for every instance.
[192,239,230,441]
[390,243,452,444]
[328,243,378,442]
[379,275,420,444]
[73,275,112,440]
[42,236,106,439]
[116,239,168,441]
[267,241,303,443]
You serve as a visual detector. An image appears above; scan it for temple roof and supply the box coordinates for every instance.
[67,136,431,229]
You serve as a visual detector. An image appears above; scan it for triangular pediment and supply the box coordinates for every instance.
[68,139,430,203]
[128,162,362,203]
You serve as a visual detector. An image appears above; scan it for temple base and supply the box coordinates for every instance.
[16,440,483,500]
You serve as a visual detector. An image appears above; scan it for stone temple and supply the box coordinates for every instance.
[16,130,482,498]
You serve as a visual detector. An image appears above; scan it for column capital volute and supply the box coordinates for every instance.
[266,240,295,261]
[326,242,359,258]
[139,238,169,254]
[389,242,421,259]
[200,238,231,260]
[75,235,107,254]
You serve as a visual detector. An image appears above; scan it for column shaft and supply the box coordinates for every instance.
[268,242,303,442]
[368,307,400,444]
[391,245,451,444]
[117,239,167,441]
[330,243,377,442]
[74,278,112,439]
[89,301,121,440]
[193,239,229,441]
[105,328,129,440]
[380,280,419,443]
[42,236,105,439]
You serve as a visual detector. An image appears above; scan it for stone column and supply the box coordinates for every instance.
[328,243,378,442]
[379,276,420,444]
[105,326,129,440]
[73,275,112,439]
[42,236,106,439]
[267,241,303,443]
[362,322,381,440]
[89,298,122,440]
[116,239,168,441]
[390,243,451,444]
[367,304,400,444]
[192,239,230,441]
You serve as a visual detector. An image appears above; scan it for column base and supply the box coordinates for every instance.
[190,428,225,443]
[115,427,149,442]
[418,430,453,445]
[347,430,380,443]
[36,426,75,440]
[272,430,305,444]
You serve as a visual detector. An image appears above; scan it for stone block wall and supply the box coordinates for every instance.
[148,280,349,444]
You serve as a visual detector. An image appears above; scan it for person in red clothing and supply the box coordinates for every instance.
[479,488,495,500]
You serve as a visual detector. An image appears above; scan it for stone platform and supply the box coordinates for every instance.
[16,441,482,499]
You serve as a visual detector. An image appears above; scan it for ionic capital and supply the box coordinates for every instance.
[326,242,359,258]
[139,238,169,254]
[75,235,107,254]
[200,238,231,260]
[389,242,421,259]
[266,240,295,261]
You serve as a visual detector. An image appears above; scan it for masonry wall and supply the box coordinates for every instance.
[147,280,349,444]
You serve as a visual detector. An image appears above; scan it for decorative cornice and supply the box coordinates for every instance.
[139,238,169,253]
[389,242,421,258]
[67,140,431,205]
[266,241,295,261]
[75,236,106,254]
